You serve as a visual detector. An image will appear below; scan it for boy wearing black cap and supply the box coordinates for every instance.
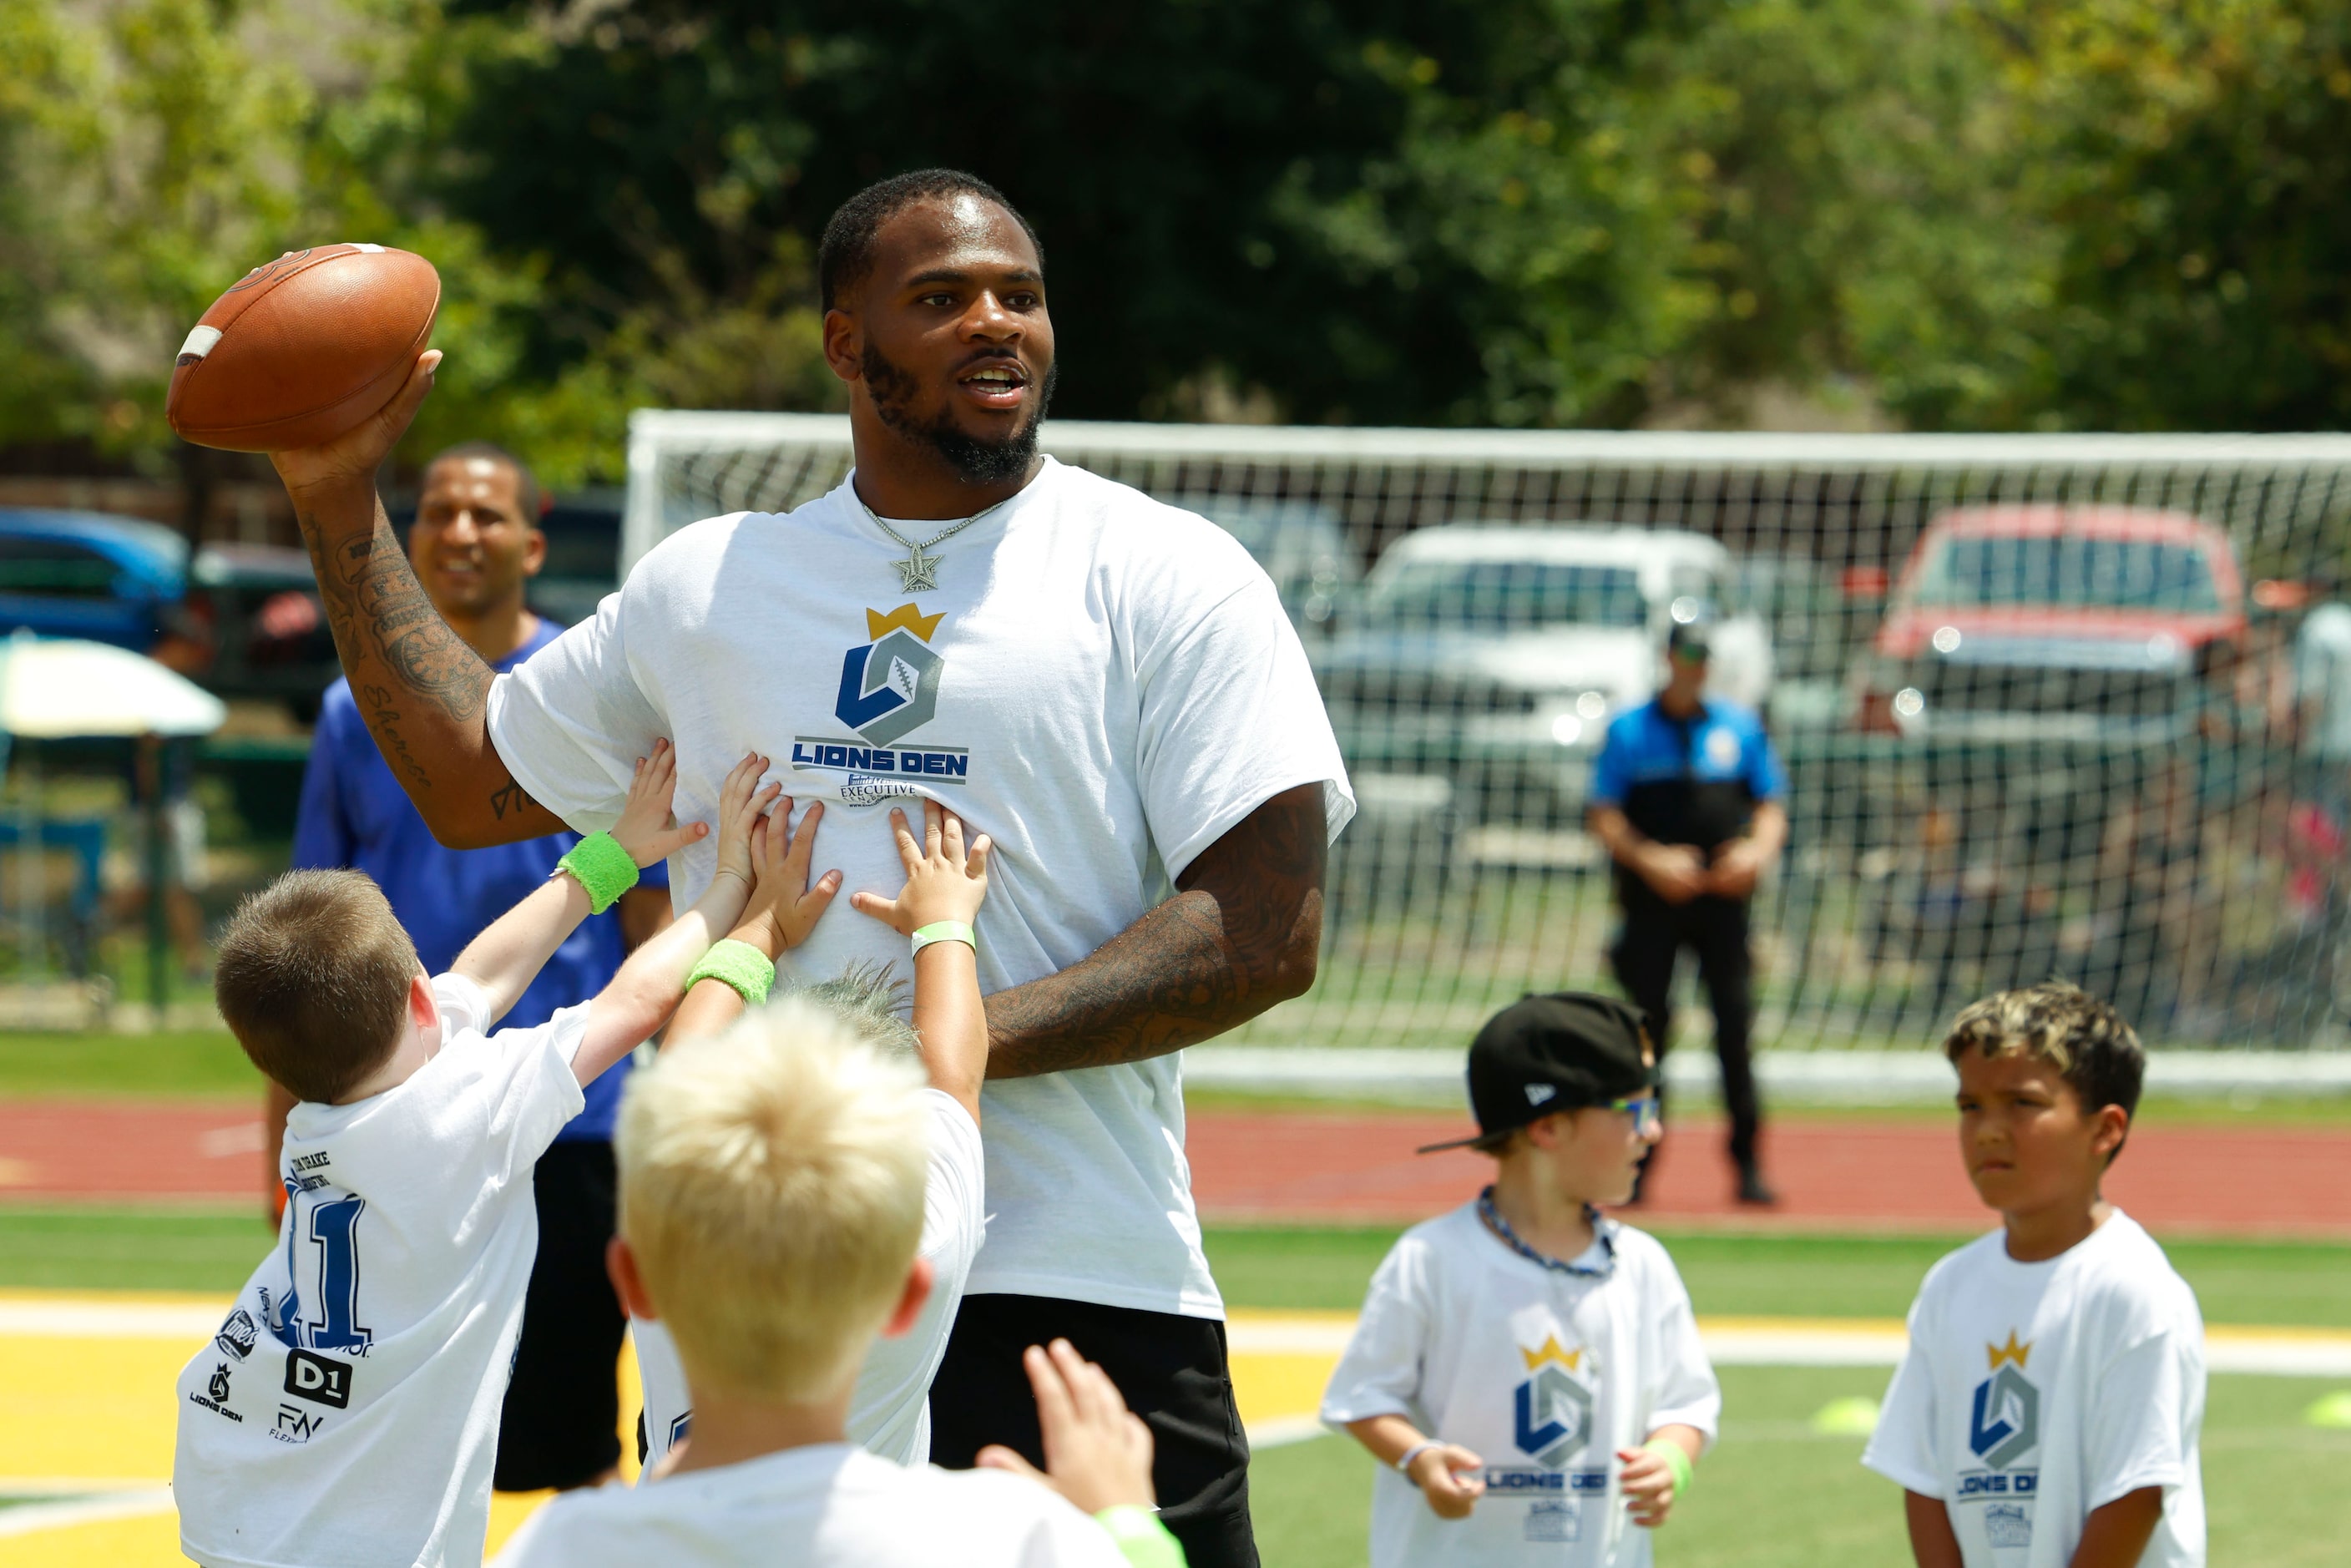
[1319,994,1720,1566]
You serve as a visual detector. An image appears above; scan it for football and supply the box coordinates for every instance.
[166,243,440,453]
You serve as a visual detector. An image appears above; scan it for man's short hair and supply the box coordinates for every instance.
[215,870,421,1105]
[1943,981,2146,1159]
[422,440,543,522]
[616,1000,929,1404]
[817,169,1043,312]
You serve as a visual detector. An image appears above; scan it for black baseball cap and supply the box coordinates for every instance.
[1417,992,1658,1153]
[1666,615,1713,660]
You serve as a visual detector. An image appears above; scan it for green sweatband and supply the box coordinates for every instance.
[1095,1506,1186,1568]
[556,832,639,914]
[1641,1436,1694,1500]
[910,919,977,957]
[685,939,775,1007]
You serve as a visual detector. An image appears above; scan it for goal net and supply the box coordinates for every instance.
[627,412,2351,1057]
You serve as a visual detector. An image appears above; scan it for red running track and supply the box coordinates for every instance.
[4,1100,2348,1237]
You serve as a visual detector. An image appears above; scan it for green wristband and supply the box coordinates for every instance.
[1095,1506,1186,1568]
[685,939,775,1008]
[1641,1436,1694,1500]
[556,832,640,915]
[910,920,976,957]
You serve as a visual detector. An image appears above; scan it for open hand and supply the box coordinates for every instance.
[974,1339,1155,1515]
[1408,1444,1487,1520]
[609,741,709,867]
[708,752,783,891]
[850,799,990,936]
[1617,1443,1681,1528]
[731,799,841,958]
[269,350,441,501]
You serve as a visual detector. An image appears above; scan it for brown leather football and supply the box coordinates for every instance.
[166,244,440,453]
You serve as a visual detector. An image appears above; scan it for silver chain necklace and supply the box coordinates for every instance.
[852,487,1014,594]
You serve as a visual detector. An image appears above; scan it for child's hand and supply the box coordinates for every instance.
[731,800,842,958]
[707,752,782,892]
[1408,1444,1487,1520]
[609,740,708,868]
[974,1339,1155,1515]
[849,799,990,936]
[1617,1444,1681,1528]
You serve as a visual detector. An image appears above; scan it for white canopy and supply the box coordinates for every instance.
[0,635,227,738]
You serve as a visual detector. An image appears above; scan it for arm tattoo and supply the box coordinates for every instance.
[983,784,1327,1078]
[488,777,536,820]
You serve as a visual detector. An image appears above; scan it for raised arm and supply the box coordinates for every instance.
[270,352,564,848]
[666,800,841,1047]
[982,782,1323,1080]
[851,801,992,1121]
[452,741,706,1023]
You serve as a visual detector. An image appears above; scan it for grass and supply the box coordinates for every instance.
[0,1207,271,1292]
[0,1030,257,1100]
[1249,1368,2351,1568]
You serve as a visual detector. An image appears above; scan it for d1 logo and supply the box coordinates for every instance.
[284,1348,353,1410]
[1969,1364,2040,1469]
[1514,1364,1595,1470]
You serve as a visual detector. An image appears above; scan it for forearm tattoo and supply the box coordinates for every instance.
[983,785,1327,1078]
[301,508,494,793]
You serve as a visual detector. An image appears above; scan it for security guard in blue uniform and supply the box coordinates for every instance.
[1588,614,1787,1204]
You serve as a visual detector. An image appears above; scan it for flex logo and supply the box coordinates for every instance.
[835,604,944,748]
[285,1348,353,1409]
[274,1404,325,1443]
[1514,1334,1595,1470]
[1968,1333,2040,1469]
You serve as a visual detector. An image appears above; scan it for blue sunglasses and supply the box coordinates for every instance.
[1606,1094,1664,1136]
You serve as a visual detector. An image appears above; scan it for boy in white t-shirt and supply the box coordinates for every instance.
[630,797,991,1469]
[1863,982,2207,1568]
[175,744,777,1568]
[489,975,1186,1568]
[1321,994,1720,1568]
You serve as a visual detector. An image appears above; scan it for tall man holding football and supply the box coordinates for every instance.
[265,169,1352,1566]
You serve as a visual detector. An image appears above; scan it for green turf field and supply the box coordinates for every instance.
[0,1030,259,1100]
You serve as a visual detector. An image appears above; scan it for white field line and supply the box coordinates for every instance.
[0,1487,175,1538]
[1245,1415,1330,1450]
[1226,1313,2351,1378]
[0,1297,227,1339]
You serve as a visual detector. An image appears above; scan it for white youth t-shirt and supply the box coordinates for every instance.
[487,458,1352,1318]
[634,1088,983,1467]
[174,976,587,1568]
[1319,1204,1721,1568]
[1862,1211,2207,1568]
[490,1442,1126,1568]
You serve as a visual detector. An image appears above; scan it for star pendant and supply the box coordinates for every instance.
[892,543,939,594]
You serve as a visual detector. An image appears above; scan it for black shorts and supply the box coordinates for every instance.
[493,1139,626,1491]
[929,1293,1257,1568]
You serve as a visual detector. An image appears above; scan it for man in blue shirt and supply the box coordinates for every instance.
[274,441,670,1489]
[1588,615,1787,1205]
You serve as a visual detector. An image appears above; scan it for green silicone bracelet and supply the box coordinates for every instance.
[1095,1506,1186,1568]
[910,920,976,957]
[556,832,640,914]
[1641,1436,1694,1500]
[685,939,775,1007]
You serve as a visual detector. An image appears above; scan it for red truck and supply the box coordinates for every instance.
[1851,504,2247,741]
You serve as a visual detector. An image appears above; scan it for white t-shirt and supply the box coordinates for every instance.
[174,976,587,1568]
[1319,1204,1721,1568]
[1862,1211,2206,1568]
[634,1088,983,1468]
[488,458,1352,1318]
[489,1442,1126,1568]
[2297,602,2351,759]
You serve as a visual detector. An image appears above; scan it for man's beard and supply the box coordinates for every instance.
[862,342,1059,487]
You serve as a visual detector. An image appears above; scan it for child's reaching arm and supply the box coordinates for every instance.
[450,740,705,1024]
[1342,1414,1485,1520]
[665,798,841,1047]
[566,751,777,1085]
[852,800,990,1123]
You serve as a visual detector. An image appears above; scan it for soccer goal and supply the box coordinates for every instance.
[627,412,2351,1058]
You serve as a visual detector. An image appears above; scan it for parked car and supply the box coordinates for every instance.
[0,508,341,719]
[1848,505,2247,742]
[1166,495,1358,629]
[1313,524,1774,825]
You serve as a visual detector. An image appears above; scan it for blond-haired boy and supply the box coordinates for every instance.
[1863,982,2206,1567]
[175,744,771,1568]
[490,998,1178,1566]
[1321,993,1719,1567]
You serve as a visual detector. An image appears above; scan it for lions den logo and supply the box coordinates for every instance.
[794,605,969,797]
[1968,1333,2040,1471]
[1514,1334,1595,1470]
